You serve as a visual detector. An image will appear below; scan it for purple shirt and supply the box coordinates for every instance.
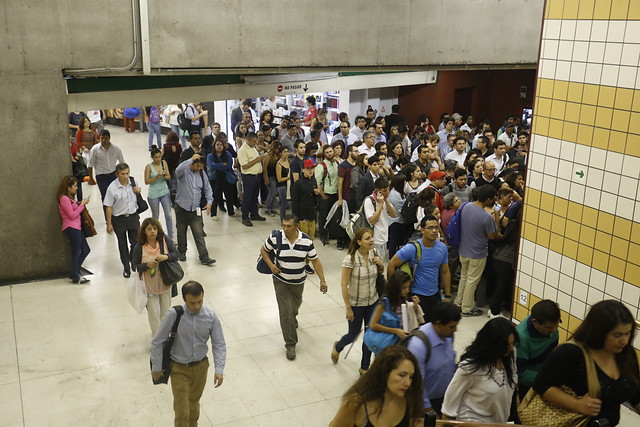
[458,203,496,259]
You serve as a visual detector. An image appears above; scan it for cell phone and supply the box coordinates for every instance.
[423,410,437,427]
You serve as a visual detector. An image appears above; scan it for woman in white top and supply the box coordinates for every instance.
[402,164,422,196]
[165,104,187,148]
[331,228,384,375]
[442,317,518,423]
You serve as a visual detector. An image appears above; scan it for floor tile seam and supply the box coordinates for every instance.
[9,286,26,427]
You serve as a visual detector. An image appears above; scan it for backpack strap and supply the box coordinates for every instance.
[412,241,421,277]
[411,329,432,365]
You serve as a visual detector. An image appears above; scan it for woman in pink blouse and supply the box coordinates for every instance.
[56,176,91,284]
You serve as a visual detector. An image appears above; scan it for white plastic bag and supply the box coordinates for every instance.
[127,272,148,314]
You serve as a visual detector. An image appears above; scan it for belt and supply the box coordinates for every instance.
[182,357,207,367]
[114,213,137,218]
[244,173,260,176]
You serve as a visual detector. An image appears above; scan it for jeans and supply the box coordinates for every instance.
[96,172,116,202]
[148,121,162,149]
[241,174,260,220]
[148,193,174,240]
[277,186,288,221]
[335,304,376,370]
[174,205,210,261]
[211,179,235,216]
[455,256,487,313]
[62,227,90,282]
[111,214,140,270]
[170,124,187,149]
[265,176,278,212]
[273,276,304,348]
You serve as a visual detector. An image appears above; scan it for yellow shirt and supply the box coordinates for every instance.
[238,143,262,175]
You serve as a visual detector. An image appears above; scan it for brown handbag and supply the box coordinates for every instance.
[518,341,600,427]
[80,208,97,237]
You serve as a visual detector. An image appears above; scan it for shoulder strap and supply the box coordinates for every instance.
[412,329,432,365]
[570,341,601,398]
[169,306,185,338]
[274,230,283,257]
[412,241,421,275]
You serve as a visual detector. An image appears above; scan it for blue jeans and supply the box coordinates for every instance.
[148,193,174,239]
[277,186,287,221]
[170,124,187,149]
[63,227,90,282]
[265,175,277,212]
[148,121,162,149]
[335,304,376,370]
[241,174,260,220]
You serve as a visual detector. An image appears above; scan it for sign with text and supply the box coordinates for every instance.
[275,83,310,95]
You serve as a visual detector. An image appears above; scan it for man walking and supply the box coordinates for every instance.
[237,132,266,227]
[103,163,141,278]
[151,281,226,427]
[174,155,216,265]
[259,215,328,360]
[315,145,339,243]
[87,130,125,208]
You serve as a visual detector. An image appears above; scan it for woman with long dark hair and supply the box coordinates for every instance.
[442,317,518,423]
[532,300,640,426]
[263,141,283,216]
[331,228,383,375]
[144,148,173,241]
[330,345,424,427]
[207,139,237,219]
[56,176,91,284]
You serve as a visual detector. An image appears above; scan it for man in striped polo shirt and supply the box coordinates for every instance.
[260,214,329,360]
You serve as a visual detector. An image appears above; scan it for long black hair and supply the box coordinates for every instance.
[460,317,518,387]
[384,270,411,309]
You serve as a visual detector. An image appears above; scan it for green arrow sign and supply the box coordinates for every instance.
[575,170,584,178]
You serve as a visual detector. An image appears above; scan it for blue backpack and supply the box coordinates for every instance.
[445,201,470,248]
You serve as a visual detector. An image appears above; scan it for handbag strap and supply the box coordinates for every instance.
[567,341,601,398]
[168,306,185,341]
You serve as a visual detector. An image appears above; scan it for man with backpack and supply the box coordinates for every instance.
[405,302,460,417]
[387,215,451,321]
[182,103,207,137]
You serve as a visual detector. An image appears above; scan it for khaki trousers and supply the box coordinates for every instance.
[455,256,487,313]
[273,276,304,348]
[170,358,209,427]
[299,220,316,240]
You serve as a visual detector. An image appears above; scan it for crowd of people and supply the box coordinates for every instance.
[59,101,639,426]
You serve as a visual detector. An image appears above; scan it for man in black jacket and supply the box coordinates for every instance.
[291,159,319,240]
[355,154,381,209]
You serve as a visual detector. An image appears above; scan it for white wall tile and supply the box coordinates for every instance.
[558,160,574,180]
[528,170,544,190]
[607,22,626,42]
[586,168,604,187]
[520,256,534,277]
[587,41,607,62]
[518,272,532,292]
[606,152,624,171]
[575,21,592,41]
[622,283,640,308]
[571,298,587,319]
[533,261,548,281]
[558,273,574,294]
[535,244,550,264]
[601,64,620,86]
[531,278,545,299]
[557,291,572,313]
[546,157,560,176]
[532,135,548,155]
[620,44,640,66]
[587,287,604,306]
[561,256,577,276]
[547,138,562,158]
[604,43,624,64]
[547,250,562,271]
[546,268,560,288]
[605,275,624,299]
[600,192,618,215]
[542,175,558,195]
[560,140,576,161]
[555,179,571,199]
[585,63,603,84]
[624,21,640,43]
[619,177,637,199]
[622,154,640,179]
[618,66,638,88]
[574,144,591,165]
[633,201,640,223]
[560,20,577,40]
[575,262,592,284]
[540,59,557,80]
[605,172,622,194]
[543,39,560,59]
[556,60,571,81]
[570,182,586,204]
[558,41,574,61]
[616,196,635,218]
[545,20,562,39]
[572,41,590,61]
[591,21,610,42]
[544,286,558,301]
[584,187,601,209]
[590,269,607,290]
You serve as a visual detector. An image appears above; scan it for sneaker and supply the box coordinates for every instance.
[251,215,266,221]
[228,211,235,217]
[462,308,483,317]
[331,342,340,364]
[211,216,218,221]
[337,242,345,250]
[73,277,90,285]
[286,346,296,360]
[242,218,253,227]
[305,265,315,275]
[201,258,216,265]
[178,253,187,262]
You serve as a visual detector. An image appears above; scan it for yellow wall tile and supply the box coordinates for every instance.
[567,82,584,103]
[611,237,630,260]
[554,80,569,100]
[538,79,554,99]
[579,225,596,247]
[524,206,540,225]
[526,188,541,208]
[616,217,632,239]
[598,86,616,108]
[549,233,565,253]
[563,122,578,142]
[609,131,627,154]
[558,328,569,344]
[563,0,580,18]
[628,112,640,135]
[577,125,594,146]
[551,216,567,235]
[533,117,550,136]
[608,256,626,280]
[633,90,640,112]
[594,231,612,253]
[560,309,570,326]
[515,303,528,321]
[595,107,613,129]
[549,119,564,139]
[523,223,537,243]
[625,134,640,157]
[537,228,551,248]
[582,84,600,105]
[565,102,581,123]
[629,0,640,18]
[611,0,631,19]
[564,239,579,259]
[568,315,582,334]
[536,98,552,118]
[551,100,567,118]
[612,110,630,133]
[598,212,615,235]
[554,198,569,217]
[565,220,581,241]
[530,294,542,309]
[624,264,640,287]
[592,250,610,272]
[582,207,599,228]
[577,244,594,266]
[580,104,597,124]
[547,0,565,19]
[540,192,555,213]
[615,88,634,110]
[539,210,553,230]
[628,243,640,265]
[567,202,583,222]
[592,127,610,150]
[593,0,612,19]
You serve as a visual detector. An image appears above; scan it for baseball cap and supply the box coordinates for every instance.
[429,170,446,181]
[504,121,516,128]
[303,159,316,169]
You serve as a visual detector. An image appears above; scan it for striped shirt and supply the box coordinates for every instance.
[342,251,378,307]
[264,230,317,285]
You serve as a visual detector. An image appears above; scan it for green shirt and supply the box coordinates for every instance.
[515,316,559,387]
[314,160,338,195]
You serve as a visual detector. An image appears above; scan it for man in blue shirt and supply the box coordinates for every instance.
[407,302,460,417]
[387,215,451,322]
[151,281,226,427]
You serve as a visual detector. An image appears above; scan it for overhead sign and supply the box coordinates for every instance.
[275,83,310,95]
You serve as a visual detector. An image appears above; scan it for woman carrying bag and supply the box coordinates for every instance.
[331,228,384,376]
[131,218,179,336]
[522,300,640,427]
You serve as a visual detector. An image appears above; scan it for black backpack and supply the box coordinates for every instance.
[400,192,420,224]
[177,105,193,131]
[399,328,432,364]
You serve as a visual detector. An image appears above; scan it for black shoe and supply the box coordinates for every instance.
[73,277,91,285]
[251,215,266,221]
[123,269,131,278]
[242,219,253,227]
[178,253,187,262]
[286,346,296,360]
[201,258,216,265]
[337,241,345,250]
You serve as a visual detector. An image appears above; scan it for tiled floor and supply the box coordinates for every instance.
[1,126,637,426]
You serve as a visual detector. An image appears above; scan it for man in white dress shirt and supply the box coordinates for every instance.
[444,136,468,168]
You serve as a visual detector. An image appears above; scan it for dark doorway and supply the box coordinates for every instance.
[453,87,474,117]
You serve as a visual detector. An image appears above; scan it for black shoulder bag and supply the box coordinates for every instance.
[129,176,149,214]
[158,236,183,297]
[151,305,185,385]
